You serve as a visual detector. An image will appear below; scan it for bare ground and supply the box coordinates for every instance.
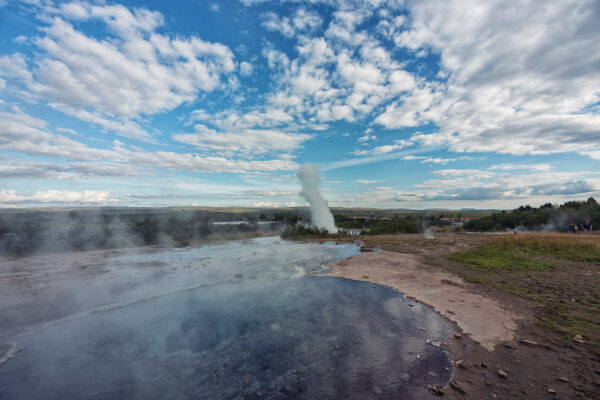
[325,234,600,399]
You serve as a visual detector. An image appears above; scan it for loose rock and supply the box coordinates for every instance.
[520,339,538,346]
[548,388,557,394]
[428,384,444,396]
[454,333,462,339]
[450,380,466,394]
[497,370,508,379]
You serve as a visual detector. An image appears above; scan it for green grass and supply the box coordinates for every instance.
[447,233,600,349]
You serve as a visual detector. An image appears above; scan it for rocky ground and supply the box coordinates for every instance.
[325,233,600,400]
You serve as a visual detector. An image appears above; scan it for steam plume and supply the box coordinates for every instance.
[297,163,338,233]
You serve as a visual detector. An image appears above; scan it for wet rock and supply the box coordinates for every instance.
[450,380,466,394]
[408,302,416,307]
[417,327,426,331]
[520,339,538,346]
[425,339,441,347]
[497,370,508,379]
[428,384,444,396]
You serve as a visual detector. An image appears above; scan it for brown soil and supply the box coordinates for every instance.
[325,234,600,400]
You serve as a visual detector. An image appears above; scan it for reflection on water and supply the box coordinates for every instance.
[0,238,452,399]
[0,277,451,399]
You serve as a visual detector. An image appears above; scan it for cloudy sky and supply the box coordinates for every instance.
[0,0,599,209]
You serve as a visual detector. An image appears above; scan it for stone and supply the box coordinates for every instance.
[480,362,488,369]
[573,334,585,344]
[372,385,382,394]
[456,360,468,369]
[362,275,370,279]
[428,384,444,396]
[454,333,462,339]
[402,374,410,382]
[450,380,466,394]
[557,377,569,383]
[497,370,508,379]
[548,389,557,394]
[520,339,538,346]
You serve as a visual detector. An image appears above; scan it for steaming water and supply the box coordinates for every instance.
[0,237,452,399]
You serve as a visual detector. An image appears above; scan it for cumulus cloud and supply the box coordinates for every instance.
[0,1,236,140]
[386,0,600,159]
[261,8,322,38]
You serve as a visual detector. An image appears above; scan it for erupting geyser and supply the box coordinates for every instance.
[297,163,338,233]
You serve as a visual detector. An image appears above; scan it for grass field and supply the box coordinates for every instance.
[448,233,600,348]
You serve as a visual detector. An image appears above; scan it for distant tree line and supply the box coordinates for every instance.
[0,209,281,256]
[464,198,599,232]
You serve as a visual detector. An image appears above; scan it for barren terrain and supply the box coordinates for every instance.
[326,233,600,399]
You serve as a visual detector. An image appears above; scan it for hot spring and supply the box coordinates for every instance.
[0,237,452,399]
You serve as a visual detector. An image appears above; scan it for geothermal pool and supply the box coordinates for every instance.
[0,237,452,399]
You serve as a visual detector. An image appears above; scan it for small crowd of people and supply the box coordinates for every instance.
[566,218,593,233]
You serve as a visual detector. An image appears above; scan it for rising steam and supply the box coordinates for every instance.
[297,163,338,233]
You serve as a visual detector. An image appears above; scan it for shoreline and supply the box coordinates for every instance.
[324,250,521,352]
[322,237,600,399]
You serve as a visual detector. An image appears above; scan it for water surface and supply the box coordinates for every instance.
[0,238,452,399]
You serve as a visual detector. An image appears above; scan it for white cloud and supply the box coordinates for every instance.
[239,61,253,76]
[355,179,383,184]
[0,2,236,140]
[0,107,119,160]
[253,201,297,208]
[172,126,311,155]
[402,155,478,165]
[386,0,600,159]
[352,139,412,156]
[0,107,300,174]
[261,8,322,38]
[0,188,117,204]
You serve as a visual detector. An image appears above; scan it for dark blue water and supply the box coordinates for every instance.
[0,277,451,399]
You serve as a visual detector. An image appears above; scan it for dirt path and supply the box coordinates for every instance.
[325,251,520,352]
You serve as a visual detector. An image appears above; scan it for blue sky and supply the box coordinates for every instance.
[0,0,599,209]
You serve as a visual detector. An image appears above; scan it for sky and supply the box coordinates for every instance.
[0,0,599,209]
